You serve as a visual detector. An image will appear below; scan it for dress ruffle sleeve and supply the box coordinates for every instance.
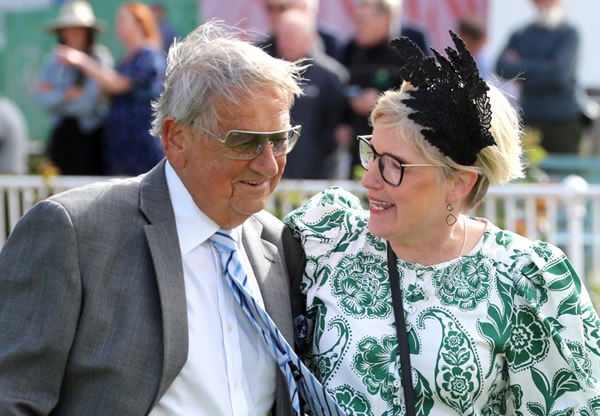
[284,186,368,292]
[491,229,600,413]
[284,186,367,256]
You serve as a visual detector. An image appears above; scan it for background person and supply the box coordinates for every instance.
[258,0,343,61]
[0,21,306,415]
[57,2,166,176]
[0,94,28,174]
[275,9,347,179]
[150,2,180,54]
[457,14,493,82]
[337,0,428,179]
[495,0,585,154]
[285,33,600,415]
[34,0,112,175]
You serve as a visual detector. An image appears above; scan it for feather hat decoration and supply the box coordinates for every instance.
[390,31,495,165]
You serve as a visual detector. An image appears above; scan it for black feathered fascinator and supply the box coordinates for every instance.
[390,31,495,165]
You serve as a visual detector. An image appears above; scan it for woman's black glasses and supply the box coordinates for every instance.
[357,135,441,186]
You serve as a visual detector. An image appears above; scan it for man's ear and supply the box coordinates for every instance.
[447,169,479,205]
[162,117,187,169]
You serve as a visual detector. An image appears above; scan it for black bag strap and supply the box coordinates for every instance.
[386,242,416,416]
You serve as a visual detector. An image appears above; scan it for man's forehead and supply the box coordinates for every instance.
[211,96,290,134]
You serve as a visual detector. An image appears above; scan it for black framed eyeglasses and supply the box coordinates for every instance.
[194,124,302,160]
[357,135,441,186]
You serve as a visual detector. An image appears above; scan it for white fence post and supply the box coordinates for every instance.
[562,175,589,279]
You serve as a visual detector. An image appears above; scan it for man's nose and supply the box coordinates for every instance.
[249,143,280,176]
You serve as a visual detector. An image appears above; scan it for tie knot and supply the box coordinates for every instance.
[209,228,237,252]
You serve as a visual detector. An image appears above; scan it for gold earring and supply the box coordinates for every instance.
[446,202,457,226]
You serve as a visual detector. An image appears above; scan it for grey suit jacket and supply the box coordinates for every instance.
[0,160,305,415]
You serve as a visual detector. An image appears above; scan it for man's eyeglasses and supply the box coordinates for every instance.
[194,124,302,160]
[357,135,441,186]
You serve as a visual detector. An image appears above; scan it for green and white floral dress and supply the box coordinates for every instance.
[284,187,600,416]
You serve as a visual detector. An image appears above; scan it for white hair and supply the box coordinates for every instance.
[150,20,307,139]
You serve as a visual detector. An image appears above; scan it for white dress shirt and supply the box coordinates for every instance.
[149,162,276,416]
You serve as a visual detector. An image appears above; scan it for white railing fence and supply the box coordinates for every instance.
[2,175,600,289]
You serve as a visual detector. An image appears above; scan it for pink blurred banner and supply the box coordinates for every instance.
[200,0,489,49]
[201,0,270,42]
[403,0,489,50]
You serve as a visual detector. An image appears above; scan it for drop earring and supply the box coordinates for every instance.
[446,202,457,226]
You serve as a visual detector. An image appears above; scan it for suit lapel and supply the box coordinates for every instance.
[242,216,294,344]
[139,160,189,405]
[242,216,295,415]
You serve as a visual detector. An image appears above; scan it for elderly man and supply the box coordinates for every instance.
[259,0,343,61]
[275,9,348,179]
[0,21,307,415]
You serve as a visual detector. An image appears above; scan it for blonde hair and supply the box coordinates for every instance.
[150,20,306,139]
[371,82,524,209]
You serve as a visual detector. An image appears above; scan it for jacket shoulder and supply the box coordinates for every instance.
[49,177,142,213]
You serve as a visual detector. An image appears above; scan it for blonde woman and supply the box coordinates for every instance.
[285,32,600,415]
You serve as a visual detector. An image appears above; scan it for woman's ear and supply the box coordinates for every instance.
[447,169,479,205]
[162,117,187,169]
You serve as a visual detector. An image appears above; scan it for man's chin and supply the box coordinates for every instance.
[229,200,268,221]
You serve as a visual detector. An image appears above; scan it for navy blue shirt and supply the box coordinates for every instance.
[496,21,583,122]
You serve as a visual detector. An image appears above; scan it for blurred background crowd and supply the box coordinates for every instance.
[1,0,600,181]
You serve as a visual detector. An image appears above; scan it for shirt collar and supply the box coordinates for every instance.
[165,162,242,255]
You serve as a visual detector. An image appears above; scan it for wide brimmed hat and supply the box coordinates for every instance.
[45,1,105,33]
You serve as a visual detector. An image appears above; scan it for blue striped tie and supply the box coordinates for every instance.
[209,229,347,416]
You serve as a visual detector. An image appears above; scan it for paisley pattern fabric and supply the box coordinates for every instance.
[284,187,600,416]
